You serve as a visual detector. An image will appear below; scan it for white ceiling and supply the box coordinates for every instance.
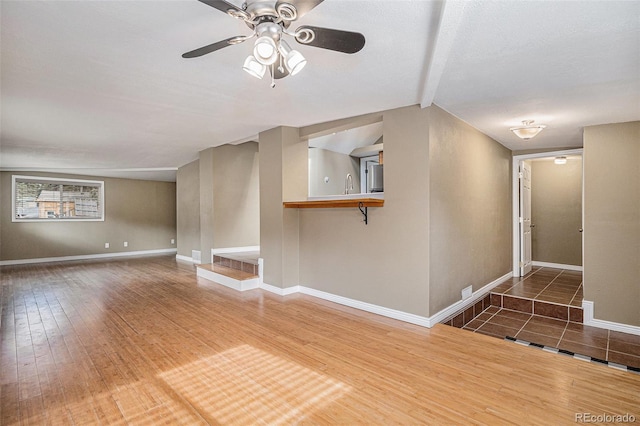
[1,0,638,182]
[309,121,382,154]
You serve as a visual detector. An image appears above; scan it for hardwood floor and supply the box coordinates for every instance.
[1,256,639,425]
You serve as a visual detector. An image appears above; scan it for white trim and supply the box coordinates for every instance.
[298,286,432,327]
[211,246,260,254]
[428,272,512,325]
[196,266,259,292]
[198,270,510,329]
[582,300,640,336]
[512,149,584,277]
[259,272,510,328]
[259,282,300,296]
[176,254,194,263]
[0,248,177,266]
[531,261,583,271]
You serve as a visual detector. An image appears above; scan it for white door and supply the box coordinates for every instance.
[519,161,533,276]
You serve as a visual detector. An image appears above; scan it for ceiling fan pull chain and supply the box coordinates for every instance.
[278,54,285,74]
[270,63,276,88]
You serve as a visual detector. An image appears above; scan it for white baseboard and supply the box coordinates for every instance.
[298,286,432,327]
[201,270,510,329]
[254,273,511,328]
[0,248,178,266]
[260,282,300,296]
[582,300,640,336]
[428,272,512,325]
[197,266,259,292]
[532,261,583,272]
[176,254,194,263]
[212,246,260,254]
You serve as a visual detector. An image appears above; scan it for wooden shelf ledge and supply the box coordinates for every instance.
[283,198,384,209]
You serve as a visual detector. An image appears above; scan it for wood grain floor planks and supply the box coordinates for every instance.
[1,255,639,425]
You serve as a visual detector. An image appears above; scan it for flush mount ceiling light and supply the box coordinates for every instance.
[181,0,366,88]
[554,156,567,165]
[510,120,547,140]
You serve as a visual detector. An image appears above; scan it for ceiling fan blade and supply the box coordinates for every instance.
[276,0,324,20]
[295,25,365,54]
[196,0,244,16]
[182,37,239,58]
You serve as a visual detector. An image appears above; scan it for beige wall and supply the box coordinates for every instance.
[0,171,176,261]
[531,157,582,266]
[294,105,512,317]
[298,105,431,316]
[308,148,360,196]
[199,147,215,259]
[259,126,306,288]
[584,121,640,326]
[428,106,512,314]
[212,143,260,249]
[176,143,260,260]
[176,160,200,257]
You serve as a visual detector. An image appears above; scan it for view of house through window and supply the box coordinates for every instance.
[13,176,104,221]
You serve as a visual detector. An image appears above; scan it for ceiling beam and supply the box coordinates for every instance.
[419,0,467,108]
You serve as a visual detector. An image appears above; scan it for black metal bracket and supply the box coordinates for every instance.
[358,202,368,225]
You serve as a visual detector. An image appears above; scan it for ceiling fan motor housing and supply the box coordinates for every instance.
[243,1,292,28]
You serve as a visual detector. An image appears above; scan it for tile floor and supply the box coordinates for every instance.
[465,306,640,369]
[492,267,583,306]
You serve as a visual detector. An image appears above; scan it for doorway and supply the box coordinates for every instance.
[512,149,584,277]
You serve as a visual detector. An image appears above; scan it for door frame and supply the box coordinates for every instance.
[511,148,584,277]
[359,155,379,194]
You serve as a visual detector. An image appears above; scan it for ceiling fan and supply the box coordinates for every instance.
[182,0,366,87]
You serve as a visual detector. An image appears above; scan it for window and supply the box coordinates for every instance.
[12,175,104,222]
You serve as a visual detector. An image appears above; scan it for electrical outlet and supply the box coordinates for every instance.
[123,241,128,248]
[461,285,473,300]
[104,242,110,249]
[171,239,175,245]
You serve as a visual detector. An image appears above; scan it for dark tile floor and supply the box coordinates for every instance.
[492,267,583,306]
[465,306,640,369]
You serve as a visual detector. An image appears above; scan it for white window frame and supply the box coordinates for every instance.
[12,175,105,222]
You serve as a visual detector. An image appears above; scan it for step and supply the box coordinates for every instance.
[213,251,259,275]
[196,263,259,292]
[490,292,583,323]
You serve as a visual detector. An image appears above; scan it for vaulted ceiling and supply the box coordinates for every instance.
[1,0,638,181]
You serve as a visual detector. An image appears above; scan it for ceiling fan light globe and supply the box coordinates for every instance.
[243,55,266,79]
[254,37,278,65]
[277,40,306,76]
[286,50,307,75]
